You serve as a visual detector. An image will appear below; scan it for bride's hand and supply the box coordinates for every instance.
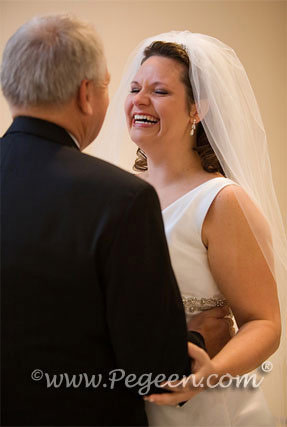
[143,343,216,406]
[187,306,234,358]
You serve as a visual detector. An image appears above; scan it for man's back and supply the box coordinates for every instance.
[1,117,190,426]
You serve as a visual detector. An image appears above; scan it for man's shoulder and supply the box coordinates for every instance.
[1,128,147,189]
[63,150,160,220]
[68,149,153,194]
[1,128,157,207]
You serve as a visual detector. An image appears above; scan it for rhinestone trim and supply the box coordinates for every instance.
[182,295,227,313]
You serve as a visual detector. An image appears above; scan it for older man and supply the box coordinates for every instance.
[0,15,229,426]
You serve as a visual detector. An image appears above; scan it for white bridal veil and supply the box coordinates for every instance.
[87,31,287,424]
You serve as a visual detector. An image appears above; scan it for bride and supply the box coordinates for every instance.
[89,32,286,426]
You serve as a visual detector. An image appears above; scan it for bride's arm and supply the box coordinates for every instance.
[203,184,281,377]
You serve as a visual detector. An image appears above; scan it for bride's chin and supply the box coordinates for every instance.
[130,131,156,144]
[130,136,148,148]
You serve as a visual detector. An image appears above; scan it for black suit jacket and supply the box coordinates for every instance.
[1,117,203,426]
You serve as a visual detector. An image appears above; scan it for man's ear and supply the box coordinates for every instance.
[77,79,93,115]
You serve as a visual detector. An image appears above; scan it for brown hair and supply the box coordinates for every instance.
[133,41,224,175]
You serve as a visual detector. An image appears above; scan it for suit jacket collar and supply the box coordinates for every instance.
[3,116,80,150]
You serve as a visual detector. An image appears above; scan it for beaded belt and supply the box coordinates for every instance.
[182,295,227,313]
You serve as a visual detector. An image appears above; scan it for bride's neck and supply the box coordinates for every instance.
[141,149,204,190]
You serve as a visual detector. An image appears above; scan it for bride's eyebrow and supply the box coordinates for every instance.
[131,80,167,86]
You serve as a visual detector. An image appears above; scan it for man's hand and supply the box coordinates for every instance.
[144,343,216,406]
[187,306,234,358]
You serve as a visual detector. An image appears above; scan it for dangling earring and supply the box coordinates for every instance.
[190,118,197,136]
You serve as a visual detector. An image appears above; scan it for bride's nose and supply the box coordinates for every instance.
[133,90,150,107]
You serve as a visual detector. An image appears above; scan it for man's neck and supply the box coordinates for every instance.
[10,103,85,150]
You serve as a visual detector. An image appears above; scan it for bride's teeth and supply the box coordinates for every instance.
[134,114,158,123]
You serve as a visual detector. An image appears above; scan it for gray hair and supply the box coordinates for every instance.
[0,14,106,106]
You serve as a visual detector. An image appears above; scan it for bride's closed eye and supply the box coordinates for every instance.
[129,88,169,95]
[154,90,168,95]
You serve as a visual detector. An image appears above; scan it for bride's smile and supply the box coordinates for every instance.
[132,113,160,126]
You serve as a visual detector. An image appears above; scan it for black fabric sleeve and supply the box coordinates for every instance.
[187,331,206,351]
[176,332,207,407]
[103,184,191,395]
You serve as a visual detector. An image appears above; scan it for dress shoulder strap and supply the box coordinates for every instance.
[194,177,238,238]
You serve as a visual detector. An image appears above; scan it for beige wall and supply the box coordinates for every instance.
[0,0,286,418]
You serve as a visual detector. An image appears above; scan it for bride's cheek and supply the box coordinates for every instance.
[124,97,131,117]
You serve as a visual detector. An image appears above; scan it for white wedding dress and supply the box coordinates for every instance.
[146,177,275,427]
